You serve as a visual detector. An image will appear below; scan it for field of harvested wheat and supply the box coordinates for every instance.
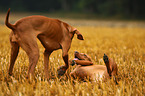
[0,16,145,96]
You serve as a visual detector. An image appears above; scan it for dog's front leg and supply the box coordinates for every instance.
[57,51,69,77]
[57,41,71,77]
[44,50,52,80]
[63,53,69,69]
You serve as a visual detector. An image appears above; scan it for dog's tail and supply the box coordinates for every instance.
[5,8,16,30]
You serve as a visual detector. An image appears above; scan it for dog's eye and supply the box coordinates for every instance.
[84,54,87,56]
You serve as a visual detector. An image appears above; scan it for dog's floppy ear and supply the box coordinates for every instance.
[65,24,84,40]
[73,29,84,40]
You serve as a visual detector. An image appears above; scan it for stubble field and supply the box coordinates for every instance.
[0,14,145,96]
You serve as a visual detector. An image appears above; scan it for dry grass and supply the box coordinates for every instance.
[0,20,145,96]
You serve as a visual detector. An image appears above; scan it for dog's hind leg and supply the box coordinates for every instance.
[103,54,112,77]
[8,39,19,76]
[19,35,39,78]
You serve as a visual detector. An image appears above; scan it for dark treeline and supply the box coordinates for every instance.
[0,0,145,19]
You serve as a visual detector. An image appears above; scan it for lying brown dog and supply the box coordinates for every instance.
[69,51,118,84]
[5,9,84,79]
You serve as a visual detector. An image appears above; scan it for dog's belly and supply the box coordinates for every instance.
[37,34,61,51]
[74,65,107,81]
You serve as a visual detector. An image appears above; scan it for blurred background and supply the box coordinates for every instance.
[0,0,145,19]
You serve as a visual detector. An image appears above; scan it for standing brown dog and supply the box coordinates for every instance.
[69,51,118,84]
[5,9,84,79]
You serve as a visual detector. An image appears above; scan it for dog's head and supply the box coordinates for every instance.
[74,51,92,61]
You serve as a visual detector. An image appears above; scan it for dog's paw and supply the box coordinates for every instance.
[57,66,67,77]
[103,53,109,63]
[69,60,76,66]
[8,72,13,76]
